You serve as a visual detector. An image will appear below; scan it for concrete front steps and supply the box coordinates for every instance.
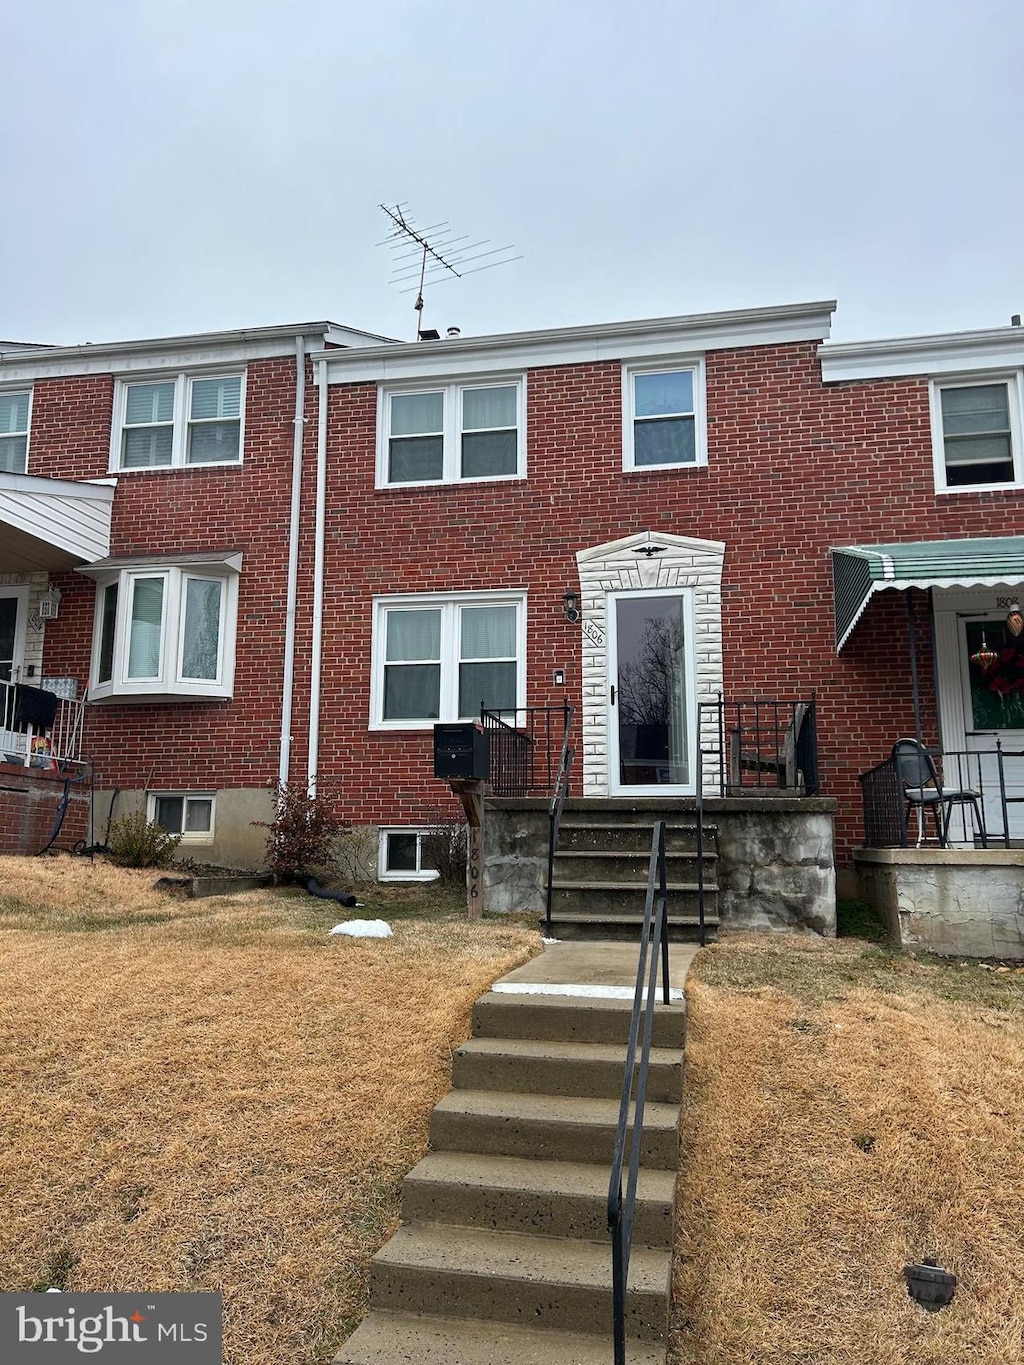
[335,955,687,1365]
[547,813,720,942]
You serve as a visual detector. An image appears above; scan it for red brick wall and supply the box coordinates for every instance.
[35,357,320,797]
[312,342,1024,861]
[0,764,90,856]
[22,339,1024,866]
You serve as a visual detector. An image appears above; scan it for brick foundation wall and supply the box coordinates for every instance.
[0,764,90,856]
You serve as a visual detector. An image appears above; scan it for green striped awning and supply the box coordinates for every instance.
[831,537,1024,652]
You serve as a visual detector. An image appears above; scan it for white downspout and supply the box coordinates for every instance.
[278,335,306,789]
[307,357,328,795]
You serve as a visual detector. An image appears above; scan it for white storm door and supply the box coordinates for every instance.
[607,589,696,795]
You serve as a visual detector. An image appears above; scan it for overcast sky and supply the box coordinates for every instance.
[4,0,1023,348]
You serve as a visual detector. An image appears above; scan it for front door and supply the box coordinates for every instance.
[959,613,1024,840]
[607,589,695,795]
[0,587,28,747]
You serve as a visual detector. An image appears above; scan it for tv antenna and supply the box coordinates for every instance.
[378,203,521,339]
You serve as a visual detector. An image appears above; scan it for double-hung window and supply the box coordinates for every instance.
[623,361,706,471]
[932,376,1023,491]
[149,793,215,841]
[0,390,30,474]
[85,553,241,701]
[372,592,525,728]
[379,378,524,486]
[114,373,244,470]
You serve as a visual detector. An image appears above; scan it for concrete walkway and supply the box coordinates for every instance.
[494,939,699,994]
[337,937,699,1365]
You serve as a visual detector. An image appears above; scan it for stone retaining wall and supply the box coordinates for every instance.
[484,797,837,935]
[855,848,1024,959]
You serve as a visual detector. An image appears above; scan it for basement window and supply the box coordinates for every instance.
[149,792,215,841]
[378,828,439,881]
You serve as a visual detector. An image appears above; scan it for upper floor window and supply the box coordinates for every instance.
[378,378,524,487]
[932,377,1023,491]
[85,552,241,701]
[371,592,525,728]
[623,362,707,471]
[0,390,30,474]
[113,373,244,471]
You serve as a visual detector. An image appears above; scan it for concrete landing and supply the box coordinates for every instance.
[494,939,697,994]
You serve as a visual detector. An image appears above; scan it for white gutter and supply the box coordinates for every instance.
[278,335,306,789]
[307,356,329,795]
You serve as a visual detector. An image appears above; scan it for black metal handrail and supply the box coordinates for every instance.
[481,703,572,797]
[544,717,575,937]
[607,822,671,1365]
[698,693,819,796]
[695,728,709,949]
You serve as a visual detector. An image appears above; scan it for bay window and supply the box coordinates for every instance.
[83,552,241,701]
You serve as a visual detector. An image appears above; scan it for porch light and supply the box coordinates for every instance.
[562,589,580,623]
[1007,600,1024,637]
[970,633,998,671]
[37,586,62,621]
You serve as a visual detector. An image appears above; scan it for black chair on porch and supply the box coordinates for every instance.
[891,738,988,848]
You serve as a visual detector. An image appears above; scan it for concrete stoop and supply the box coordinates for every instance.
[335,944,691,1365]
[546,816,720,942]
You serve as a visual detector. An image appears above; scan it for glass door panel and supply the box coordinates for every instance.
[610,592,692,793]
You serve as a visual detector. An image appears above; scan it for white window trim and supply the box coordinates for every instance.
[378,827,441,881]
[88,563,239,702]
[109,370,247,473]
[375,374,526,489]
[930,372,1024,494]
[622,358,707,472]
[148,791,216,842]
[0,386,32,475]
[370,590,527,731]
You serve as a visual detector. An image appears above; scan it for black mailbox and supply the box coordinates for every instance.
[434,723,490,781]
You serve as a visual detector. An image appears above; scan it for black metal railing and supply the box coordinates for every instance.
[699,693,819,796]
[695,729,711,949]
[481,703,573,797]
[544,719,575,938]
[859,744,1024,848]
[608,822,671,1365]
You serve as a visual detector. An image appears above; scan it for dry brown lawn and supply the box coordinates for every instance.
[0,855,540,1365]
[672,933,1024,1365]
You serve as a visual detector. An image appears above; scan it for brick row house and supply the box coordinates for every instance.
[4,301,1024,912]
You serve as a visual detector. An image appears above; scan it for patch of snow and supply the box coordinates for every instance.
[330,919,392,938]
[491,982,684,1002]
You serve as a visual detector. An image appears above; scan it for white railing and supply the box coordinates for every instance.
[0,677,86,768]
